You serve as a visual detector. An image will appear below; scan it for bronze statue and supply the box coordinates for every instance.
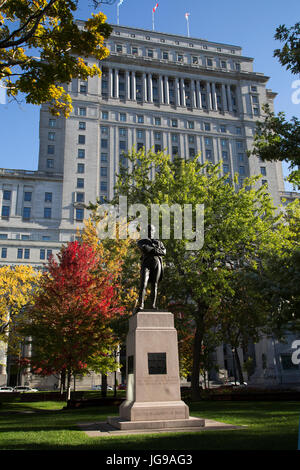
[135,224,166,312]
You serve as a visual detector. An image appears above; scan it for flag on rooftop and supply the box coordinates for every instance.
[153,3,159,13]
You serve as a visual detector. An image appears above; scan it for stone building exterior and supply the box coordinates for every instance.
[0,24,299,389]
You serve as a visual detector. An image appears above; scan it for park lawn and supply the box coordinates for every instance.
[0,400,298,451]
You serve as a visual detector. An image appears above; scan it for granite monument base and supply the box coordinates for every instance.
[107,310,205,431]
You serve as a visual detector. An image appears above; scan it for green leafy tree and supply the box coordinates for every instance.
[0,0,112,116]
[100,148,288,399]
[249,23,300,188]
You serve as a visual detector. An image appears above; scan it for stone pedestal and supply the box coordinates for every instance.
[107,311,204,430]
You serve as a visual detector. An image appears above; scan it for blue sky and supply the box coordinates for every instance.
[0,0,299,190]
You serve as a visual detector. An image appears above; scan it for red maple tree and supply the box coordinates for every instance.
[21,241,124,399]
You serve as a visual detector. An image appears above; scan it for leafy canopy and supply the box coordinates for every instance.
[0,0,112,116]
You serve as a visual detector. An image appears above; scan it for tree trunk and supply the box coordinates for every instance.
[60,370,66,395]
[191,318,204,401]
[66,370,72,401]
[101,374,107,398]
[233,348,244,385]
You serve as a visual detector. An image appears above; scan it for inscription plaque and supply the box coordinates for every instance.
[148,352,167,375]
[128,355,134,374]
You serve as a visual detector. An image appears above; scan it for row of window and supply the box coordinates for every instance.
[113,44,241,69]
[0,248,53,260]
[2,191,53,202]
[1,206,53,220]
[113,31,238,55]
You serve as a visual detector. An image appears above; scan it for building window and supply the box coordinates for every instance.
[223,164,229,173]
[49,119,56,127]
[102,111,108,119]
[79,107,87,116]
[78,135,85,144]
[45,192,52,202]
[0,234,8,239]
[177,54,183,62]
[252,95,259,104]
[206,58,213,67]
[101,181,107,192]
[3,190,11,200]
[101,139,108,149]
[80,83,87,93]
[17,248,23,259]
[137,143,144,151]
[120,113,126,122]
[260,166,267,176]
[155,117,161,125]
[42,236,50,241]
[189,148,195,157]
[1,206,10,219]
[221,61,227,69]
[47,145,55,154]
[78,149,85,159]
[23,207,31,220]
[172,146,178,155]
[204,122,211,131]
[75,208,84,221]
[253,107,260,116]
[171,119,178,128]
[251,86,257,92]
[40,249,45,260]
[188,135,195,144]
[132,46,138,55]
[24,248,30,259]
[205,137,212,146]
[79,121,86,130]
[47,249,52,259]
[155,144,161,153]
[44,207,52,219]
[206,149,213,159]
[21,235,29,240]
[77,178,84,188]
[119,128,126,137]
[77,163,85,174]
[171,134,178,143]
[137,129,144,139]
[236,127,242,135]
[48,132,55,141]
[238,153,244,162]
[76,192,84,203]
[116,44,123,53]
[188,121,194,129]
[220,138,227,148]
[101,153,108,162]
[137,115,144,124]
[47,159,54,168]
[222,150,228,160]
[119,141,126,151]
[192,56,198,64]
[236,141,243,150]
[24,192,32,201]
[235,62,241,71]
[262,179,268,187]
[239,166,245,175]
[154,132,161,140]
[101,126,108,135]
[101,167,108,177]
[1,248,7,258]
[148,49,153,58]
[220,125,226,133]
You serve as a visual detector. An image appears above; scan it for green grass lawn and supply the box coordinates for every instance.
[0,399,299,450]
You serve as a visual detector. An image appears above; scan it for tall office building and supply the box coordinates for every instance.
[1,24,299,388]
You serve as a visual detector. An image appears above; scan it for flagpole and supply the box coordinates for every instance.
[117,3,119,25]
[152,10,154,31]
[186,15,190,37]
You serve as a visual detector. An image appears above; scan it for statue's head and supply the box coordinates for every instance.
[148,224,156,239]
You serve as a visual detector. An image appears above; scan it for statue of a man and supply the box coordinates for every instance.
[135,224,166,312]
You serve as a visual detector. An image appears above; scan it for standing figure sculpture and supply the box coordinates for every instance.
[135,224,166,312]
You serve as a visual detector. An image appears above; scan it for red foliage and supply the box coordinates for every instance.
[27,241,124,376]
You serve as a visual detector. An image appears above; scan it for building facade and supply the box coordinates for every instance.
[0,24,299,389]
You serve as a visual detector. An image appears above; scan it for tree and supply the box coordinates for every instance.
[0,265,40,337]
[102,148,287,399]
[20,241,124,400]
[249,23,300,188]
[0,1,112,116]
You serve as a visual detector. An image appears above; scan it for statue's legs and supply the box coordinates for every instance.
[150,264,161,309]
[137,268,150,310]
